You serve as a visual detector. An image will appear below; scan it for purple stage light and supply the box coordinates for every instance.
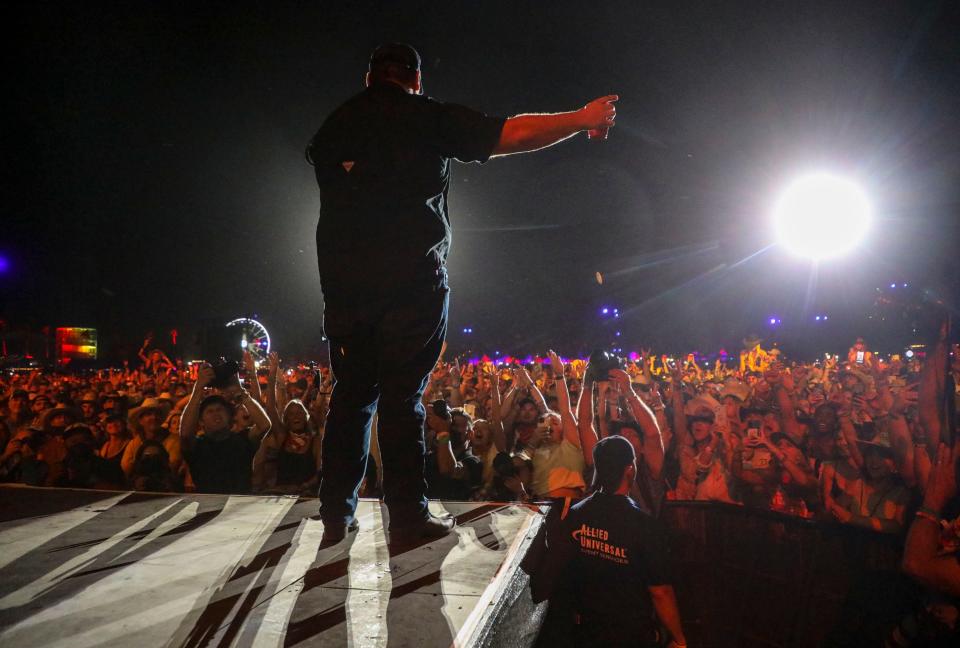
[0,254,9,274]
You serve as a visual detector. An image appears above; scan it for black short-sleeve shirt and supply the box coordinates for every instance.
[534,492,674,642]
[183,432,258,494]
[307,82,505,295]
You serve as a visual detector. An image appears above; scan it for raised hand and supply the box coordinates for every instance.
[891,384,919,415]
[580,95,618,130]
[924,442,960,511]
[243,351,257,375]
[607,368,634,396]
[764,363,782,386]
[267,351,280,376]
[513,367,533,389]
[547,350,565,377]
[196,364,216,390]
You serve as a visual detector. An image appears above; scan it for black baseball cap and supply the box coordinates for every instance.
[592,435,636,488]
[199,394,234,418]
[369,43,421,71]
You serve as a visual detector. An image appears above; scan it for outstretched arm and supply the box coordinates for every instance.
[264,352,287,446]
[548,351,580,448]
[649,585,687,648]
[180,364,215,451]
[918,320,948,450]
[609,369,665,479]
[492,96,618,156]
[903,442,960,596]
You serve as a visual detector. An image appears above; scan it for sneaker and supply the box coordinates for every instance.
[319,517,359,546]
[389,513,455,546]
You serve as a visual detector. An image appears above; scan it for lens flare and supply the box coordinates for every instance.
[773,173,871,260]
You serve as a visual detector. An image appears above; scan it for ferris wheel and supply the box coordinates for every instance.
[225,318,271,362]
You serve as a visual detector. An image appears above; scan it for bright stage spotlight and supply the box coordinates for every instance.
[773,173,871,260]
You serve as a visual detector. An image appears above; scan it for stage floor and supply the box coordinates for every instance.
[0,486,541,647]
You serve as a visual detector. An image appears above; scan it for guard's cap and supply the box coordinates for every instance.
[592,435,636,487]
[369,43,421,71]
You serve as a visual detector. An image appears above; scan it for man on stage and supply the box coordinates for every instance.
[307,43,617,544]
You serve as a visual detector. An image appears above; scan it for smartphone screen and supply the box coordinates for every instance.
[856,351,865,364]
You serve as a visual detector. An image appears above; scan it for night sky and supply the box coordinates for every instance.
[5,1,960,363]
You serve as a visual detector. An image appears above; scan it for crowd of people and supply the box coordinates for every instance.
[1,333,957,539]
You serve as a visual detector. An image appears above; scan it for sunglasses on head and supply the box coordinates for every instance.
[689,414,715,424]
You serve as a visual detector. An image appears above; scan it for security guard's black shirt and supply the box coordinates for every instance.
[532,491,674,644]
[307,81,505,298]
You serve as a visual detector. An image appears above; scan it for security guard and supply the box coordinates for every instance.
[531,435,689,647]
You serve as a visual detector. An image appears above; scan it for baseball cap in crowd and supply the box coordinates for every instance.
[369,43,421,71]
[199,394,234,418]
[592,435,636,489]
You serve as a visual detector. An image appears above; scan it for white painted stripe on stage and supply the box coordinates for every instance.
[345,502,391,648]
[248,516,324,648]
[0,495,294,648]
[0,498,182,610]
[0,491,128,571]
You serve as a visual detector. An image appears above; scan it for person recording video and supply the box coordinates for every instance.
[179,361,271,494]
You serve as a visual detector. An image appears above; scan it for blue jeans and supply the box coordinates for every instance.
[318,277,448,528]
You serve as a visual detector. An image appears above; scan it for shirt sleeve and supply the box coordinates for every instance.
[435,102,506,163]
